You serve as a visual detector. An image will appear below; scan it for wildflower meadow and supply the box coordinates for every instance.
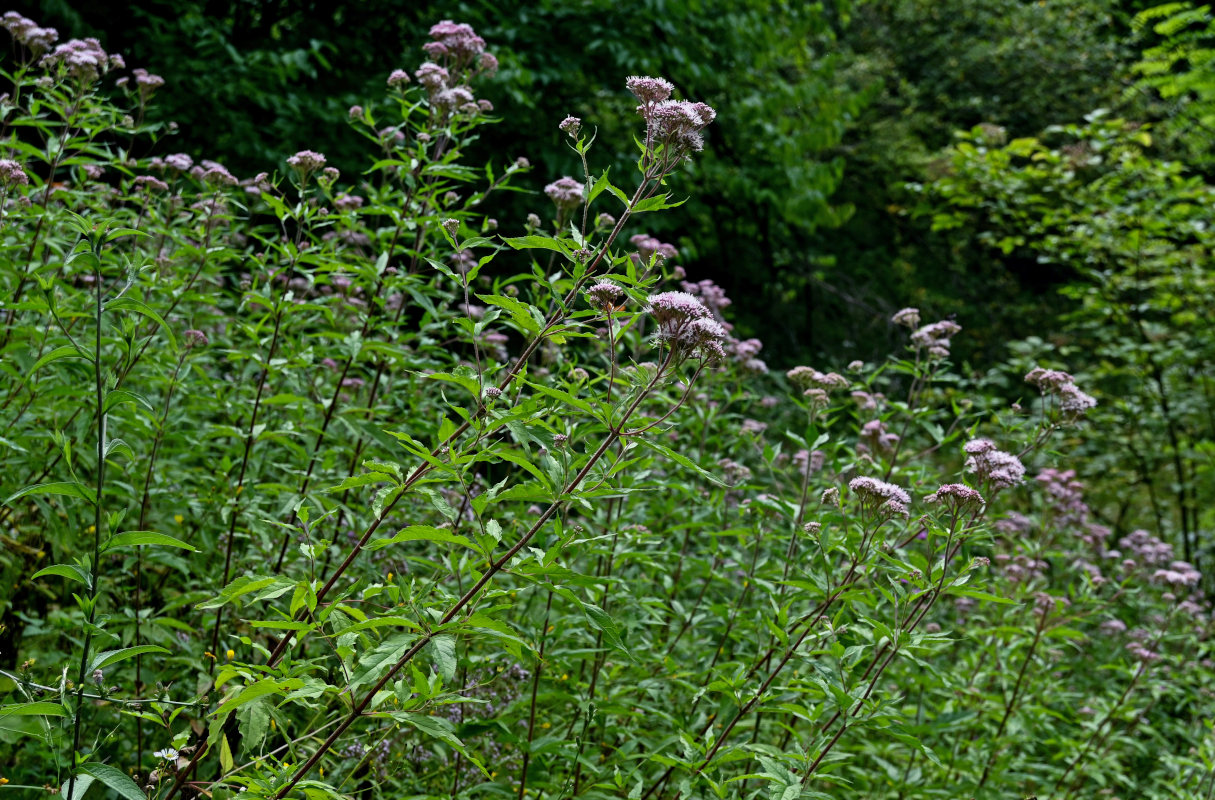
[0,4,1213,799]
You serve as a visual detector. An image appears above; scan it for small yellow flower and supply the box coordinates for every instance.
[270,718,276,730]
[204,651,216,661]
[0,777,9,785]
[491,771,498,778]
[546,624,554,633]
[541,722,550,729]
[174,514,184,524]
[226,649,235,661]
[35,550,45,559]
[320,768,325,778]
[87,525,96,534]
[386,572,393,582]
[561,673,568,681]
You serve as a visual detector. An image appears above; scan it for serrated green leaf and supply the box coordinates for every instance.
[90,645,169,674]
[31,564,90,585]
[429,634,457,682]
[103,531,196,552]
[105,296,176,348]
[0,701,67,717]
[349,632,418,695]
[635,438,726,486]
[4,481,96,506]
[80,762,145,800]
[366,525,476,551]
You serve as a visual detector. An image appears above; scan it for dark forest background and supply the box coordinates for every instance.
[15,0,1164,363]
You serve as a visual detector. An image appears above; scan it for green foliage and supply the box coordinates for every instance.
[1131,1,1215,163]
[0,8,1211,800]
[918,112,1215,576]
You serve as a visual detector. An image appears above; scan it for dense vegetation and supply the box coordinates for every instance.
[0,2,1212,799]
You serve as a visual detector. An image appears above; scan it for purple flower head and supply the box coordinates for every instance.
[626,75,674,105]
[963,439,1024,489]
[803,388,829,410]
[192,160,237,187]
[334,193,363,211]
[161,153,193,172]
[924,483,985,511]
[427,20,486,63]
[849,476,912,507]
[415,61,449,93]
[649,99,715,153]
[287,150,326,174]
[387,69,411,87]
[683,317,727,347]
[132,174,168,193]
[435,85,475,111]
[544,176,583,211]
[681,279,731,313]
[3,12,58,53]
[892,307,920,328]
[0,159,29,187]
[631,233,679,266]
[348,104,364,120]
[40,37,110,82]
[478,52,499,75]
[559,115,582,138]
[646,291,709,327]
[587,281,624,310]
[911,319,962,358]
[183,329,208,347]
[1025,366,1075,392]
[1058,383,1097,417]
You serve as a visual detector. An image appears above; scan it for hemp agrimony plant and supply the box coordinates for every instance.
[0,10,1210,800]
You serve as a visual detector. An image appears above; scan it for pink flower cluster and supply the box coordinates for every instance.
[544,176,583,211]
[681,279,731,314]
[646,291,726,360]
[849,476,911,516]
[1025,366,1097,420]
[631,233,679,267]
[0,158,28,187]
[1,12,57,53]
[891,307,921,328]
[626,75,717,159]
[911,319,962,359]
[41,37,118,82]
[586,281,624,311]
[963,438,1025,490]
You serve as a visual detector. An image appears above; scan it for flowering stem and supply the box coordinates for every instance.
[64,236,106,800]
[208,295,285,669]
[975,602,1049,789]
[266,351,685,798]
[132,348,186,768]
[517,590,554,800]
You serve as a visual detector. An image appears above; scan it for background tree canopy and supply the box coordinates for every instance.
[24,0,1186,360]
